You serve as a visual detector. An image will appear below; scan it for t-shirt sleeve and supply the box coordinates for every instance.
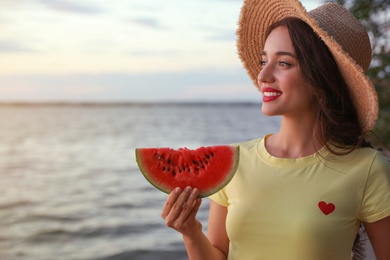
[359,152,390,223]
[209,187,229,207]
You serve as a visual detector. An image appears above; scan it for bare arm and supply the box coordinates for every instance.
[161,187,228,260]
[363,215,390,260]
[207,200,229,256]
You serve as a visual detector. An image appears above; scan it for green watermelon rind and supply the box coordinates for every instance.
[135,145,239,198]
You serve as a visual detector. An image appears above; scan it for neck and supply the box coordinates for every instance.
[266,116,325,158]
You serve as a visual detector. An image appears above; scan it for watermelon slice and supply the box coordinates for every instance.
[135,145,239,197]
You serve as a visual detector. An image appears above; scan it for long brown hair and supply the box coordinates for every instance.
[268,18,366,154]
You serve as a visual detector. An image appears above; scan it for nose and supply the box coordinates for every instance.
[257,64,275,86]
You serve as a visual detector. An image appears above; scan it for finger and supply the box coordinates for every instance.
[183,198,202,225]
[177,188,200,221]
[189,197,202,220]
[168,186,193,219]
[161,187,182,219]
[171,187,193,213]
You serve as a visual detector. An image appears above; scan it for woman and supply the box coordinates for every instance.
[161,1,390,259]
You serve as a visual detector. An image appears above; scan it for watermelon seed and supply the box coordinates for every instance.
[210,152,215,157]
[156,154,163,160]
[205,155,210,159]
[162,166,166,171]
[192,160,197,165]
[167,159,171,164]
[172,171,176,176]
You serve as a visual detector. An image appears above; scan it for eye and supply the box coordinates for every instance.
[259,60,267,67]
[278,61,291,67]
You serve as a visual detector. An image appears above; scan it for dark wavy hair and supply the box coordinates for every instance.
[267,18,367,154]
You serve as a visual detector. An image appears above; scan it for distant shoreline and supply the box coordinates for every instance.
[0,101,261,107]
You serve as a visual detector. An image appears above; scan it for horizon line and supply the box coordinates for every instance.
[0,100,261,107]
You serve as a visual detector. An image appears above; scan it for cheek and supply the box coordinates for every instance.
[283,73,307,92]
[284,75,313,104]
[285,73,303,85]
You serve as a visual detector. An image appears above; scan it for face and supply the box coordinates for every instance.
[258,26,314,118]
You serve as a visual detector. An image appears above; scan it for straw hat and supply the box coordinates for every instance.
[237,0,378,132]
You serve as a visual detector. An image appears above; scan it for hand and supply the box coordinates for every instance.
[161,186,203,237]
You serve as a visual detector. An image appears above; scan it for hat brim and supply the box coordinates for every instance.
[237,0,378,132]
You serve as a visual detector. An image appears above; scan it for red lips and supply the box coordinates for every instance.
[262,87,282,102]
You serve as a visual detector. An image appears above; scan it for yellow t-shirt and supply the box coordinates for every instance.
[209,136,390,260]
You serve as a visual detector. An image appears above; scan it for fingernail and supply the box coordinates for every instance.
[185,186,192,192]
[192,188,199,195]
[175,187,182,193]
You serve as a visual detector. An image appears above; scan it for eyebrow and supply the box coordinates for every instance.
[261,50,297,58]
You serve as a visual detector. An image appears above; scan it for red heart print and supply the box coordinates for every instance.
[318,201,335,215]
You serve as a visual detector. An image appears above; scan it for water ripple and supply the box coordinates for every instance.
[0,103,276,259]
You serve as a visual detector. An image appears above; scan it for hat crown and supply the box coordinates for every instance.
[308,3,372,71]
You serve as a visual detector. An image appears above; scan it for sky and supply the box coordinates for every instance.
[0,0,320,103]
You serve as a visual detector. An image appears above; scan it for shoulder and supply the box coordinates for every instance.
[320,146,389,179]
[358,148,390,222]
[353,147,389,169]
[334,146,389,166]
[349,147,390,192]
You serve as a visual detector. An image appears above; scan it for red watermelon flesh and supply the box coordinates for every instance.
[135,145,239,197]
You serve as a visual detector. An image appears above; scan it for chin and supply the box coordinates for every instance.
[261,107,280,117]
